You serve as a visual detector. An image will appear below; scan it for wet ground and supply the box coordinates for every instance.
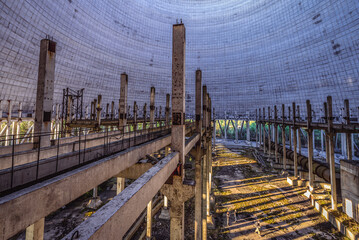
[209,142,347,240]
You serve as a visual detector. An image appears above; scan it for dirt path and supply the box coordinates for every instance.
[209,143,347,240]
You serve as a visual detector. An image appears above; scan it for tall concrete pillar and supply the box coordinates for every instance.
[5,100,12,146]
[202,86,208,239]
[194,69,202,240]
[292,102,298,178]
[119,73,128,130]
[306,100,314,192]
[146,199,152,240]
[281,104,286,170]
[212,108,216,147]
[143,103,147,129]
[34,39,56,148]
[263,107,266,153]
[321,130,325,152]
[133,101,138,131]
[165,94,170,126]
[327,96,338,210]
[150,87,155,128]
[288,106,292,150]
[259,108,262,148]
[170,23,186,239]
[16,102,23,144]
[234,119,238,142]
[274,106,278,163]
[344,99,352,160]
[267,106,271,156]
[246,120,250,142]
[96,95,102,129]
[255,109,258,148]
[297,105,302,155]
[224,112,228,140]
[26,218,45,240]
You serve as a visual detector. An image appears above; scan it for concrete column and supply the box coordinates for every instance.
[267,106,271,156]
[119,73,128,130]
[5,100,12,146]
[117,177,125,195]
[212,108,216,147]
[321,130,325,152]
[282,104,286,170]
[288,106,292,150]
[224,112,228,140]
[111,101,115,120]
[344,99,352,160]
[246,120,250,142]
[25,218,45,240]
[274,106,279,162]
[297,106,302,155]
[166,94,170,126]
[327,96,338,210]
[292,102,298,178]
[96,95,102,130]
[133,101,138,131]
[255,109,258,148]
[202,86,208,239]
[143,103,147,129]
[234,119,238,142]
[106,103,110,119]
[263,107,266,153]
[170,23,187,240]
[259,108,262,148]
[34,39,56,148]
[194,69,203,240]
[313,130,316,151]
[150,87,155,128]
[146,199,152,240]
[306,100,314,192]
[324,102,330,163]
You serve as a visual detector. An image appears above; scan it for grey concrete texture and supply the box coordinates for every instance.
[0,0,359,117]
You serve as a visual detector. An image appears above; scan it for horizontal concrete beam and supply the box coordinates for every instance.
[0,135,171,240]
[185,133,200,155]
[63,152,179,240]
[117,163,153,179]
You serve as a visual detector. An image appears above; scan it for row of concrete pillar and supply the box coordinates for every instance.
[256,97,357,211]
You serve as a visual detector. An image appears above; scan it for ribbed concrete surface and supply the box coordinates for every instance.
[0,0,358,117]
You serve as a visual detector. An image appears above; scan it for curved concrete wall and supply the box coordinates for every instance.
[0,0,358,118]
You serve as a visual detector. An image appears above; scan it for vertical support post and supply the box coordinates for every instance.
[297,106,302,155]
[25,218,45,240]
[344,99,352,160]
[194,69,202,240]
[202,86,208,239]
[282,104,287,170]
[263,107,266,153]
[143,103,147,129]
[292,102,298,178]
[106,103,109,119]
[117,177,125,195]
[170,23,186,240]
[96,95,102,129]
[274,106,279,162]
[288,106,292,150]
[327,96,338,210]
[166,94,170,126]
[111,101,115,120]
[133,101,138,131]
[224,112,228,140]
[150,87,155,129]
[267,106,271,156]
[5,100,12,146]
[324,102,330,163]
[255,109,258,148]
[146,199,152,240]
[34,39,56,148]
[259,108,262,148]
[246,120,250,142]
[306,100,314,192]
[119,73,128,130]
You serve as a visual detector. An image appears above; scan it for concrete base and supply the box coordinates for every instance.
[158,207,170,220]
[287,176,298,186]
[87,197,103,209]
[207,215,215,229]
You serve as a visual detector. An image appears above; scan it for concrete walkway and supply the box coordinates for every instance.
[210,143,347,240]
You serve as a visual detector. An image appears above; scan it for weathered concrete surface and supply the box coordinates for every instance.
[341,160,359,222]
[0,135,171,240]
[117,163,153,179]
[62,152,179,240]
[210,142,345,240]
[33,39,56,148]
